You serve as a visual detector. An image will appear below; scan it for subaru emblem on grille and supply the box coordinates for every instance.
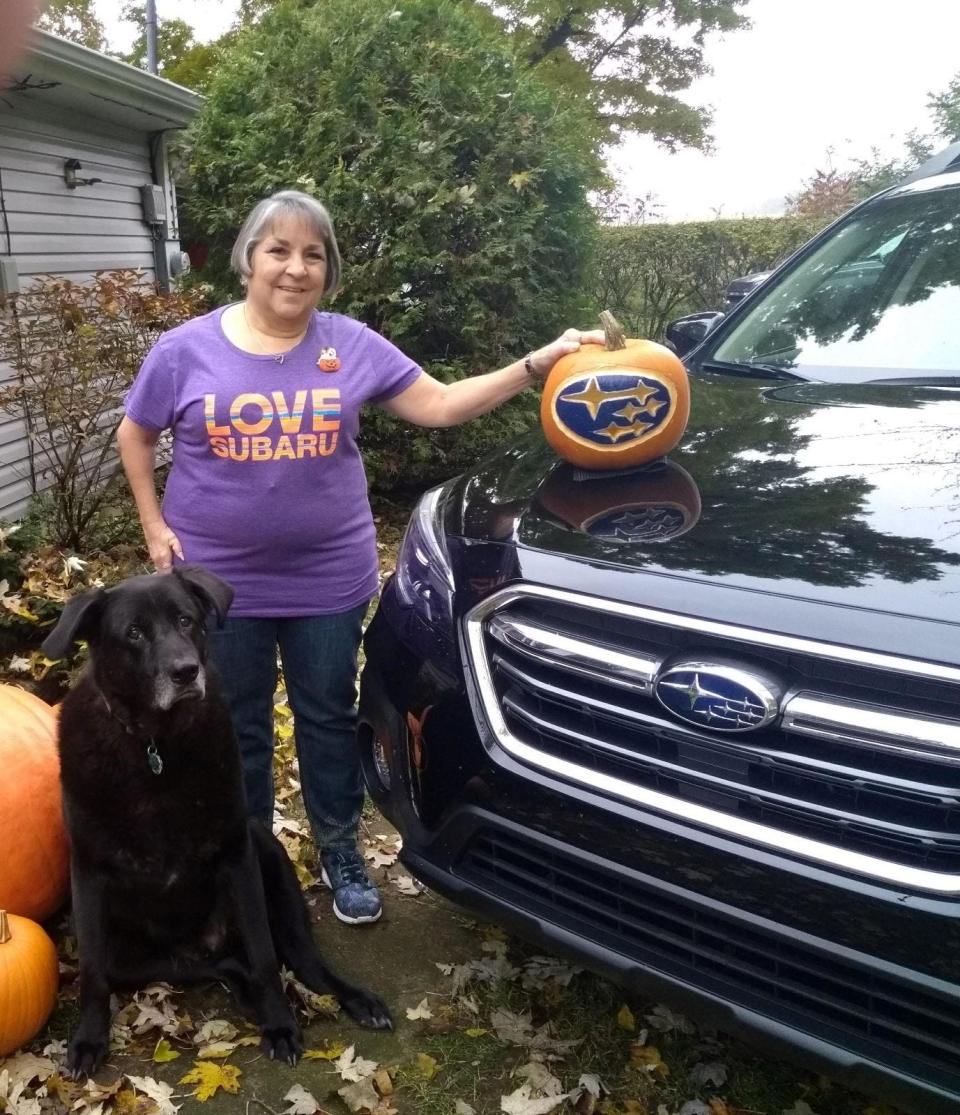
[655,660,783,732]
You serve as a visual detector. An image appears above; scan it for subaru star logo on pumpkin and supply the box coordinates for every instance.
[655,660,783,732]
[551,372,673,447]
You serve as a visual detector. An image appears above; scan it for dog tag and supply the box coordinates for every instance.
[147,743,163,776]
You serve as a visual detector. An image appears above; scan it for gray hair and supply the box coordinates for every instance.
[230,190,342,296]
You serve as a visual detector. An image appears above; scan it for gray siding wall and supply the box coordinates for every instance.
[0,98,159,521]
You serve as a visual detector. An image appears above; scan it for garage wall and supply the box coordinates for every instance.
[0,98,158,521]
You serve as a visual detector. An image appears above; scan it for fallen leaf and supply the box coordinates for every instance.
[335,1045,378,1083]
[393,875,424,896]
[689,1062,728,1089]
[339,1077,380,1113]
[455,1102,476,1115]
[617,1004,636,1031]
[196,1041,238,1059]
[0,1054,57,1086]
[373,1068,393,1096]
[284,1083,323,1114]
[303,1042,347,1060]
[152,1038,181,1063]
[514,1062,564,1095]
[406,997,434,1021]
[178,1060,241,1101]
[413,1052,439,1080]
[500,1084,570,1115]
[464,1028,489,1038]
[629,1044,668,1078]
[645,1004,695,1035]
[125,1074,181,1115]
[193,1020,238,1044]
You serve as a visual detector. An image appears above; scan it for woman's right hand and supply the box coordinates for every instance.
[143,518,184,572]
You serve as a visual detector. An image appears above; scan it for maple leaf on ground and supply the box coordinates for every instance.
[335,1045,378,1083]
[152,1038,181,1062]
[284,1083,323,1114]
[645,1004,695,1035]
[303,1042,347,1060]
[500,1084,570,1115]
[514,1062,564,1096]
[413,1053,439,1080]
[689,1061,728,1089]
[392,874,424,896]
[0,1054,57,1087]
[193,1020,238,1044]
[339,1076,381,1113]
[178,1060,241,1101]
[125,1074,181,1115]
[405,997,434,1021]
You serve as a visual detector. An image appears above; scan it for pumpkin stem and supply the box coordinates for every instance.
[0,910,10,944]
[599,310,627,352]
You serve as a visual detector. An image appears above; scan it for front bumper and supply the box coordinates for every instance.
[358,592,960,1115]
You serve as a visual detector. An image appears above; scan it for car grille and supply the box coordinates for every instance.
[463,585,960,893]
[455,826,960,1094]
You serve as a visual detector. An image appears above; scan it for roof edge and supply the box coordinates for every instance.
[20,28,200,127]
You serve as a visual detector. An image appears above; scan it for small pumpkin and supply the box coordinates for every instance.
[0,909,59,1056]
[540,311,690,471]
[0,686,69,920]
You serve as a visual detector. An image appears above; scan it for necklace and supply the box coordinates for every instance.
[241,304,308,361]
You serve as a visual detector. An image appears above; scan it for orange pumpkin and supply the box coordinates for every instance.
[0,909,59,1056]
[0,686,69,920]
[540,311,690,471]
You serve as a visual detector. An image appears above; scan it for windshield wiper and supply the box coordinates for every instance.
[699,359,805,382]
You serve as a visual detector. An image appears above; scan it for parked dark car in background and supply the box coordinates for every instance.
[358,143,960,1114]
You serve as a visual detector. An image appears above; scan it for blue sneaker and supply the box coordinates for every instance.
[320,847,383,924]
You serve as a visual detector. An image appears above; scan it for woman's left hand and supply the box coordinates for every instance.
[524,327,607,383]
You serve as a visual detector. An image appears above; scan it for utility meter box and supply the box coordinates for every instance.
[140,184,166,226]
[0,258,19,295]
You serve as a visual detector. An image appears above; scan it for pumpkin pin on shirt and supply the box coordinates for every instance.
[317,346,341,372]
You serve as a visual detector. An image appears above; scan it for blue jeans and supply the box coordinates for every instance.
[206,603,368,850]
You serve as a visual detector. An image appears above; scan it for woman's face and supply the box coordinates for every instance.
[246,215,328,324]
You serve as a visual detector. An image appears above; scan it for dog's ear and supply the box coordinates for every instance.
[41,587,107,660]
[173,564,234,626]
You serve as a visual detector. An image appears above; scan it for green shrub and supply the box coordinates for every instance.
[591,215,828,340]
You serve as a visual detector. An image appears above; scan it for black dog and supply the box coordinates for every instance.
[42,565,391,1078]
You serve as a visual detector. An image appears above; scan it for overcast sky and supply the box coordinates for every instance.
[98,0,959,222]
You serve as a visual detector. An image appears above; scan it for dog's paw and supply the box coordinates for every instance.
[342,988,393,1030]
[66,1036,109,1079]
[261,1022,304,1066]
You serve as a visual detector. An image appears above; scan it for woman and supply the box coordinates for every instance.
[118,190,602,925]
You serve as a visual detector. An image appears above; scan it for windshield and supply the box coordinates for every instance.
[711,184,960,381]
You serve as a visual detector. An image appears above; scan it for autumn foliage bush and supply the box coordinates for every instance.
[0,271,206,551]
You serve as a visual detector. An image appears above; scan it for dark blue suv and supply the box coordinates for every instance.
[358,144,960,1114]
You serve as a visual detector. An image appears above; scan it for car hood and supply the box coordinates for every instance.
[451,374,960,624]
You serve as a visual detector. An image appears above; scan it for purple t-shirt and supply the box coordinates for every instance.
[125,307,422,616]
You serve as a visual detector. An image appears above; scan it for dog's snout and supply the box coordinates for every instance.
[170,662,200,687]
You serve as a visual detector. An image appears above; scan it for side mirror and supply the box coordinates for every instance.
[664,311,724,358]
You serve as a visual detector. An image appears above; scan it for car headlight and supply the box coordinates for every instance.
[393,484,455,625]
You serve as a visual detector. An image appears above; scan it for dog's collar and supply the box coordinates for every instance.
[100,692,163,775]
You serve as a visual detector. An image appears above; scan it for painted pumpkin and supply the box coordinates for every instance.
[537,459,701,544]
[540,311,690,471]
[0,686,69,920]
[0,909,59,1056]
